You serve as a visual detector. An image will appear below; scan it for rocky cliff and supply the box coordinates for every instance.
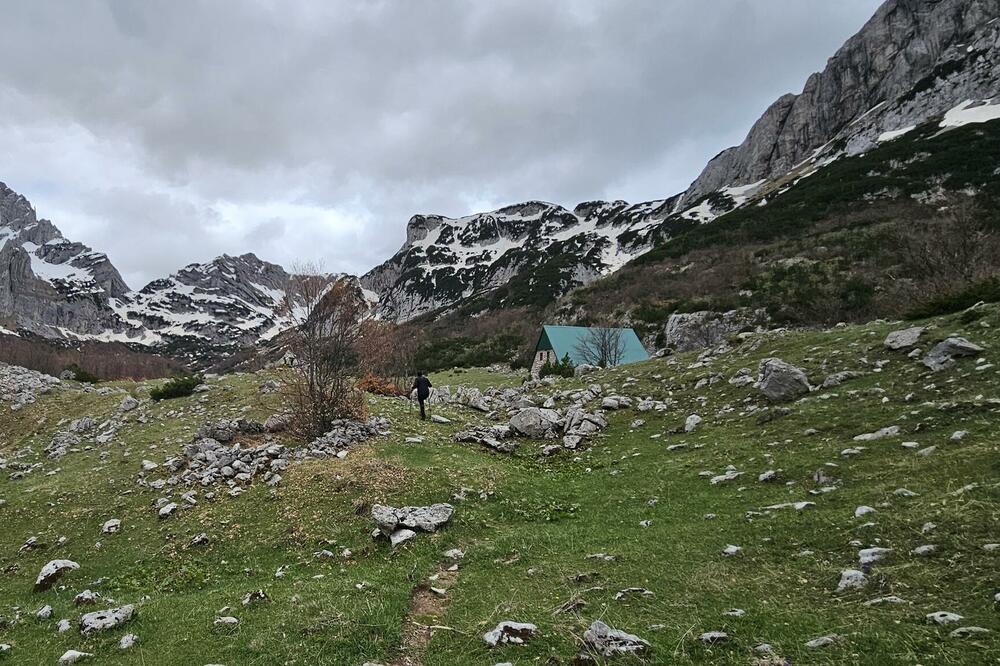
[678,0,1000,207]
[361,198,678,321]
[0,182,133,338]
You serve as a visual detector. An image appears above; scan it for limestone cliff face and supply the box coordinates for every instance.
[678,0,1000,207]
[0,182,131,337]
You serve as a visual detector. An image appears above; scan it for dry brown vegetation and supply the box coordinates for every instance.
[0,333,180,379]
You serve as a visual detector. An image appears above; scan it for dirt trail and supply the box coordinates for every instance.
[389,558,463,666]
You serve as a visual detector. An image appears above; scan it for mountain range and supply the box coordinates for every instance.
[2,0,999,361]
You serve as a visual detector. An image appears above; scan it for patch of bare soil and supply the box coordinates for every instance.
[390,562,462,666]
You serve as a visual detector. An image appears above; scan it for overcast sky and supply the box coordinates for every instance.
[1,0,882,288]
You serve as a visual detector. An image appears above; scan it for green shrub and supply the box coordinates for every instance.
[65,364,100,384]
[150,374,204,401]
[540,354,575,379]
[414,334,523,373]
[905,277,1000,319]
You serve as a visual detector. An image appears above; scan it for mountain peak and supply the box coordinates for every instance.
[680,0,1000,207]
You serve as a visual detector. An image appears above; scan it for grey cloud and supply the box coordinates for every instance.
[0,0,882,286]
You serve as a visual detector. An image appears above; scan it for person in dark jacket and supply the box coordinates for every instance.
[412,372,432,420]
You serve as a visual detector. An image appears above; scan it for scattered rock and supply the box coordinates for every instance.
[684,414,702,432]
[698,631,729,644]
[805,634,841,648]
[74,590,99,606]
[80,605,135,634]
[509,407,562,439]
[884,326,924,350]
[837,569,868,591]
[756,357,811,402]
[118,395,140,412]
[927,611,963,625]
[34,559,79,591]
[949,626,990,639]
[58,650,93,664]
[583,620,649,657]
[858,547,892,565]
[853,425,899,441]
[158,502,179,519]
[854,505,876,518]
[923,337,984,371]
[483,621,537,647]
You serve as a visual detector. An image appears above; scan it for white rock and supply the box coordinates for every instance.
[805,634,841,648]
[853,425,899,441]
[837,569,868,591]
[101,519,122,534]
[684,414,702,432]
[864,596,907,605]
[854,505,876,518]
[858,547,892,565]
[59,650,94,664]
[698,631,729,644]
[927,611,963,625]
[483,621,537,647]
[34,559,79,591]
[949,626,990,639]
[389,529,417,547]
[80,605,135,634]
[119,633,138,649]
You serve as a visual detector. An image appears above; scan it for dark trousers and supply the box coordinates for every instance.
[418,398,426,420]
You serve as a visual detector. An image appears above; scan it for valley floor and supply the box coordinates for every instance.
[1,307,999,664]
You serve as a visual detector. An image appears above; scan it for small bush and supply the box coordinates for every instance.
[357,373,405,397]
[65,364,100,384]
[540,354,575,379]
[150,374,203,401]
[905,277,1000,319]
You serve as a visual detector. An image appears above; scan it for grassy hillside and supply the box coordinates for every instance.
[1,305,998,664]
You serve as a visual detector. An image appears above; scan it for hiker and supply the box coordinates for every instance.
[412,371,432,420]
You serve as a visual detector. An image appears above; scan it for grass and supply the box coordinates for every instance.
[1,306,999,664]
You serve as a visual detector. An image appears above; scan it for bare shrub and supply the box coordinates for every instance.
[890,199,1000,299]
[280,266,369,439]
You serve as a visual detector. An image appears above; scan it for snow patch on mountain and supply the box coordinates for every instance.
[940,98,1000,127]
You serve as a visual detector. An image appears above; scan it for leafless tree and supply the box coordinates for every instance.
[280,263,368,439]
[574,325,626,368]
[356,319,419,395]
[891,199,1000,297]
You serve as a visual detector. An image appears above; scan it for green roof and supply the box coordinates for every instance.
[535,325,650,367]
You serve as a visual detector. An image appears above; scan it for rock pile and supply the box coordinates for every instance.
[141,417,390,491]
[371,503,453,546]
[454,425,515,453]
[0,362,60,411]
